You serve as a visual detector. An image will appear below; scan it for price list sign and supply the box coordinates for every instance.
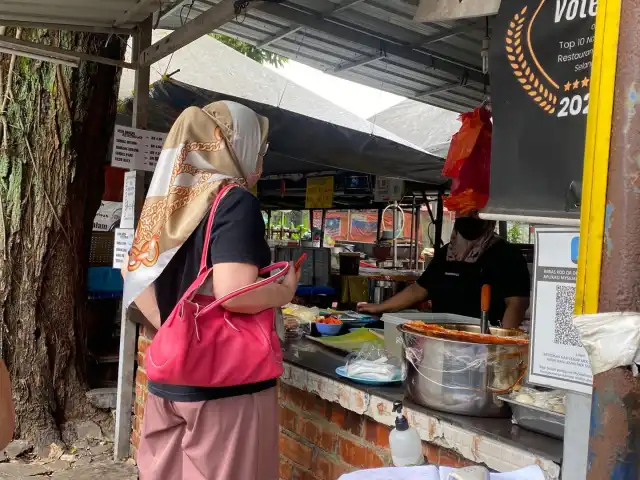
[305,176,334,209]
[120,171,137,229]
[111,126,144,170]
[112,228,135,269]
[110,126,166,172]
[142,131,167,171]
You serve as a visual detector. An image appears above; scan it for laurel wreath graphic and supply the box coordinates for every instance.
[505,6,557,114]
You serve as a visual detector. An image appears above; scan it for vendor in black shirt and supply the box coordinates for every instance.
[359,212,530,329]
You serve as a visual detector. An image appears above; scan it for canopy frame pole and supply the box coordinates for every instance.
[392,202,398,269]
[266,210,272,239]
[409,196,416,269]
[320,210,326,248]
[139,0,262,66]
[114,16,151,462]
[434,190,444,252]
[414,200,421,269]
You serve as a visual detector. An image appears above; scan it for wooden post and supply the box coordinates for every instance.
[114,16,152,461]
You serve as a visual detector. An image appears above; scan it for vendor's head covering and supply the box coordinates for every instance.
[123,101,268,308]
[447,212,498,264]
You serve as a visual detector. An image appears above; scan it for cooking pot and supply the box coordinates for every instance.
[400,324,528,417]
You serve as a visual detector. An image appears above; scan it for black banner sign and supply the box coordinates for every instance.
[488,0,596,217]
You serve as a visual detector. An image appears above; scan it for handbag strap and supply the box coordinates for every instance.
[166,183,294,318]
[197,261,290,317]
[199,183,238,273]
[169,261,290,319]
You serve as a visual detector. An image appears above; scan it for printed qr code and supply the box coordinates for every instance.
[554,284,582,347]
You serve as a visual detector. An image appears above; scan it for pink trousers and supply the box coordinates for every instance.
[137,388,279,480]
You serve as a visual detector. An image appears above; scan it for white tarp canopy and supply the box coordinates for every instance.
[119,30,424,152]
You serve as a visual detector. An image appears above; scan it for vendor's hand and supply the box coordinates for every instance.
[282,262,302,301]
[357,302,383,314]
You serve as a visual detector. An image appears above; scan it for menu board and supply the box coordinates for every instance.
[142,131,167,171]
[487,0,596,216]
[529,227,592,394]
[110,125,166,172]
[112,228,135,269]
[111,126,143,170]
[305,176,334,209]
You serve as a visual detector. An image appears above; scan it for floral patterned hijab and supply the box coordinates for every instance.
[123,101,268,308]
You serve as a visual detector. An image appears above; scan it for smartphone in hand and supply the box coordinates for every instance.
[294,253,307,271]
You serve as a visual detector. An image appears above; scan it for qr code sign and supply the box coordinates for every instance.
[554,284,582,347]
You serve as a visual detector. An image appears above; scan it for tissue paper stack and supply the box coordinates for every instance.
[339,465,545,480]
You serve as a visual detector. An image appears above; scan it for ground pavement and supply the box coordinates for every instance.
[0,420,137,479]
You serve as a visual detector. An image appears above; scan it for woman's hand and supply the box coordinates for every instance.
[280,262,302,304]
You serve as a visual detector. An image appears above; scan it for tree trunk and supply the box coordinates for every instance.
[0,29,125,445]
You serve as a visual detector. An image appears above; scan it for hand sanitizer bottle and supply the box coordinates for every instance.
[389,401,424,467]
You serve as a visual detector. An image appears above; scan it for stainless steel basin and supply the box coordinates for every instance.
[399,324,529,417]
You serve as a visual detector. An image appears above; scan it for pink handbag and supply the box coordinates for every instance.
[146,184,287,387]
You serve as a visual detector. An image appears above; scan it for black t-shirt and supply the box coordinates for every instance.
[149,187,274,402]
[417,239,530,325]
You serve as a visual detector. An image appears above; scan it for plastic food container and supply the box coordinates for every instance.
[381,312,479,359]
[498,395,565,439]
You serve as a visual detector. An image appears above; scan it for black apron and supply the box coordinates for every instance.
[427,254,504,325]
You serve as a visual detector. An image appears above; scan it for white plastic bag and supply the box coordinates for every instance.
[573,312,640,375]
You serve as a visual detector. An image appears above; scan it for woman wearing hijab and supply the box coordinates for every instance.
[122,101,300,480]
[359,211,530,329]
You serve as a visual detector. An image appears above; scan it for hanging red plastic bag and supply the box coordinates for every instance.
[442,108,485,178]
[443,107,492,215]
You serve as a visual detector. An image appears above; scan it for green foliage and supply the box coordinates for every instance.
[507,222,528,244]
[210,33,288,68]
[290,223,309,240]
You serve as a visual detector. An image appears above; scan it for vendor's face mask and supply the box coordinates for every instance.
[454,217,487,241]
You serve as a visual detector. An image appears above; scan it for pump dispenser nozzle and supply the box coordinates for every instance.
[392,401,409,431]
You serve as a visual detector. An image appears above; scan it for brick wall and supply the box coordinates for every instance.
[278,382,475,480]
[131,336,477,478]
[131,326,152,460]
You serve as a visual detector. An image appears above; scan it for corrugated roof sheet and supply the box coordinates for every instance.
[0,0,159,30]
[158,0,491,113]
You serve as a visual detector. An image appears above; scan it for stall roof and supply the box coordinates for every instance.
[157,0,491,113]
[0,0,160,31]
[0,0,489,113]
[119,78,448,186]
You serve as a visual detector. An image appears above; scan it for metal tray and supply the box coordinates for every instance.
[498,395,565,439]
